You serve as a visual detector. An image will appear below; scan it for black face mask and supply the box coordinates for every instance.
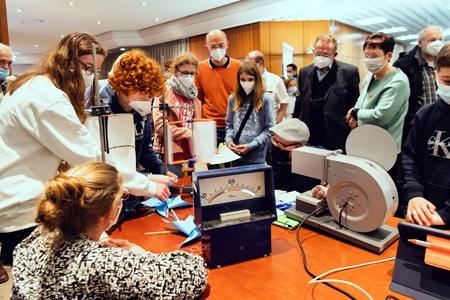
[271,146,291,163]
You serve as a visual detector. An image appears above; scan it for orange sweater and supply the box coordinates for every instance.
[194,57,241,128]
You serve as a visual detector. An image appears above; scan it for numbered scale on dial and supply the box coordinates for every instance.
[197,170,265,206]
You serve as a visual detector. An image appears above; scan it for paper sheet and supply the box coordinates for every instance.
[207,145,241,165]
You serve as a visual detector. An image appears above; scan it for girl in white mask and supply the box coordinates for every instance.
[283,78,300,121]
[153,53,199,164]
[346,32,410,217]
[225,61,276,165]
[12,162,207,299]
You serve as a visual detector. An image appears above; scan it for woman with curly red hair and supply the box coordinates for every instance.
[86,49,177,183]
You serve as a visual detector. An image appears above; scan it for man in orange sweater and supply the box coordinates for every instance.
[195,29,241,145]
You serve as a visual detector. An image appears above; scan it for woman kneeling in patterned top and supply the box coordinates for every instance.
[11,162,207,299]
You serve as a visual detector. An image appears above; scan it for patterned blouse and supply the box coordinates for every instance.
[12,227,207,299]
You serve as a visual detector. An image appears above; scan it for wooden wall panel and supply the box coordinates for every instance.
[0,0,9,45]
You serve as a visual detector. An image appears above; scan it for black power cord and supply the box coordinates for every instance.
[295,206,357,300]
[338,202,349,229]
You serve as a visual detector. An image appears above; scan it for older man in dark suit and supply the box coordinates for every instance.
[293,33,360,153]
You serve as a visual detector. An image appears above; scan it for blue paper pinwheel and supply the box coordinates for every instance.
[141,195,192,217]
[163,215,201,246]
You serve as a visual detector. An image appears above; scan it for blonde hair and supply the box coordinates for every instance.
[108,49,166,97]
[315,33,338,52]
[284,78,299,96]
[8,32,108,124]
[36,162,122,240]
[233,61,264,111]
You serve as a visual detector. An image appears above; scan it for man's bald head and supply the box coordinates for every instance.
[246,50,265,74]
[206,30,227,44]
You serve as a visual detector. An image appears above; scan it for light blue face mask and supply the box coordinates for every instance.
[436,82,450,105]
[0,68,9,81]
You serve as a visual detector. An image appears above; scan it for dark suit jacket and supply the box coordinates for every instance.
[294,60,360,152]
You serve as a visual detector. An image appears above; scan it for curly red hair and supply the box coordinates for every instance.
[108,49,166,97]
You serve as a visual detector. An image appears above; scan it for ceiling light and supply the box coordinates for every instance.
[355,17,388,26]
[68,2,73,5]
[141,3,147,6]
[35,45,38,47]
[60,35,64,38]
[16,9,22,12]
[154,18,159,21]
[97,21,101,24]
[397,34,417,41]
[379,27,407,34]
[120,48,126,51]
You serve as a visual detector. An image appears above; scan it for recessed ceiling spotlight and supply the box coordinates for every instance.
[355,17,388,26]
[141,3,147,6]
[97,21,101,24]
[60,35,64,38]
[68,2,73,5]
[35,45,39,48]
[17,9,22,12]
[154,18,159,21]
[120,48,126,51]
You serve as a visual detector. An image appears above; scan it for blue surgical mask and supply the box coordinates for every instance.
[436,82,450,105]
[0,68,9,81]
[288,87,297,94]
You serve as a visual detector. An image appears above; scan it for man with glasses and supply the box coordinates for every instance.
[194,29,241,146]
[0,43,13,103]
[293,33,359,153]
[269,118,320,192]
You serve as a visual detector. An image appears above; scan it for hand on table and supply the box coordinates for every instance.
[311,185,328,200]
[102,238,136,250]
[406,197,444,226]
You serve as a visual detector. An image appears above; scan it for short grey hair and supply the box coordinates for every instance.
[0,43,12,53]
[418,25,443,42]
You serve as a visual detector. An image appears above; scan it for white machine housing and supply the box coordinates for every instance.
[292,147,398,233]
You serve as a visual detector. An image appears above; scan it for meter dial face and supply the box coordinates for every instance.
[199,171,265,206]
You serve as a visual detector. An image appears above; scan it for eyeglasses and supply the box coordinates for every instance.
[176,68,197,77]
[78,60,101,76]
[271,136,299,149]
[207,43,226,50]
[0,59,13,68]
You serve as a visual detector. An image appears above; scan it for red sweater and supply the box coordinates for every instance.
[194,57,241,128]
